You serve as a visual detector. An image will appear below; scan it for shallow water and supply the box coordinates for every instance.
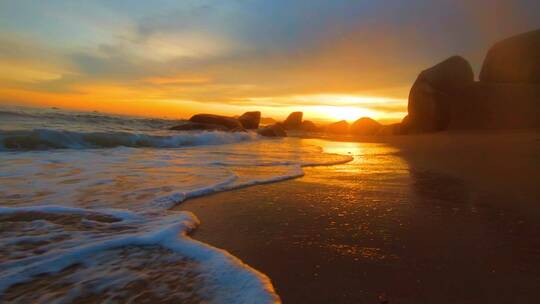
[0,106,351,303]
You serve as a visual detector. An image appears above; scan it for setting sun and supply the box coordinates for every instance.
[309,105,376,122]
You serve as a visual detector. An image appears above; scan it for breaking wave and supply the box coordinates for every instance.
[0,129,259,151]
[0,106,354,303]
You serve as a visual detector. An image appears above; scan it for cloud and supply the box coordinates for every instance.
[1,0,540,120]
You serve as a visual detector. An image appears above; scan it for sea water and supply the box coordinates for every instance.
[0,106,352,303]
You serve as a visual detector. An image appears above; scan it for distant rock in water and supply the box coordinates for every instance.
[170,122,228,131]
[257,124,287,137]
[238,111,261,129]
[408,56,474,132]
[301,120,319,132]
[325,120,349,134]
[189,114,244,130]
[350,117,382,135]
[261,117,277,125]
[480,29,540,84]
[283,112,303,129]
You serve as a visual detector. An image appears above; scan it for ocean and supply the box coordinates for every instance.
[0,106,352,303]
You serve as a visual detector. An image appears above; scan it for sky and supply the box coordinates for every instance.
[1,0,539,123]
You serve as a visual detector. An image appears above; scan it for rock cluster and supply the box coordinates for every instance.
[170,30,540,138]
[404,29,540,132]
[170,111,288,137]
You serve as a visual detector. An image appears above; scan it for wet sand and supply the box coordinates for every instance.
[176,132,540,303]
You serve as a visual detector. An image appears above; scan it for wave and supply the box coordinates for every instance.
[0,129,259,151]
[153,155,353,208]
[0,206,280,303]
[0,108,176,129]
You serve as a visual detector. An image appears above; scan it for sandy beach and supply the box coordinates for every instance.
[176,132,540,303]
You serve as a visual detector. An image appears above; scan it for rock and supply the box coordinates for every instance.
[480,29,540,84]
[257,124,287,137]
[449,82,540,129]
[376,123,406,136]
[189,114,243,130]
[170,122,228,131]
[396,115,410,135]
[350,117,382,135]
[408,81,450,132]
[417,56,474,92]
[408,56,474,132]
[261,117,277,125]
[325,120,349,134]
[238,111,261,129]
[283,112,303,129]
[301,120,319,132]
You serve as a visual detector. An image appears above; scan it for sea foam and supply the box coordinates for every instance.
[0,206,280,303]
[0,106,353,302]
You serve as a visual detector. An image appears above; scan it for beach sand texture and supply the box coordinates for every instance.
[177,133,540,303]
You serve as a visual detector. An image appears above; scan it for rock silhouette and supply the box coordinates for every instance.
[239,111,261,129]
[407,56,474,132]
[283,112,303,129]
[189,114,244,130]
[301,120,319,132]
[403,29,540,133]
[480,29,540,84]
[450,82,540,129]
[351,117,382,135]
[261,117,277,125]
[257,124,287,137]
[325,120,349,134]
[170,122,228,131]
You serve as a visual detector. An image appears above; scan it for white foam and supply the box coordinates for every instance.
[152,173,239,208]
[0,134,353,302]
[152,155,353,208]
[0,207,280,303]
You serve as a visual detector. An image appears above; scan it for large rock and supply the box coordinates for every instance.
[397,115,410,135]
[238,111,261,129]
[189,114,243,130]
[480,29,540,84]
[350,117,382,135]
[257,124,287,137]
[449,82,540,129]
[325,120,349,134]
[376,123,405,136]
[283,112,303,129]
[301,120,319,132]
[408,56,474,132]
[170,122,228,131]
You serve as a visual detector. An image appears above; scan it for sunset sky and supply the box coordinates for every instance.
[1,0,539,122]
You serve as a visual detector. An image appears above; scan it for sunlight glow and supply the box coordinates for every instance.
[309,105,377,122]
[243,94,406,122]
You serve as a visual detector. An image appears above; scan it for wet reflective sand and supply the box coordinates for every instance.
[177,134,540,303]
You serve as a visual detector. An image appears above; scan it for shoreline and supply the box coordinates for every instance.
[294,130,540,217]
[176,132,540,303]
